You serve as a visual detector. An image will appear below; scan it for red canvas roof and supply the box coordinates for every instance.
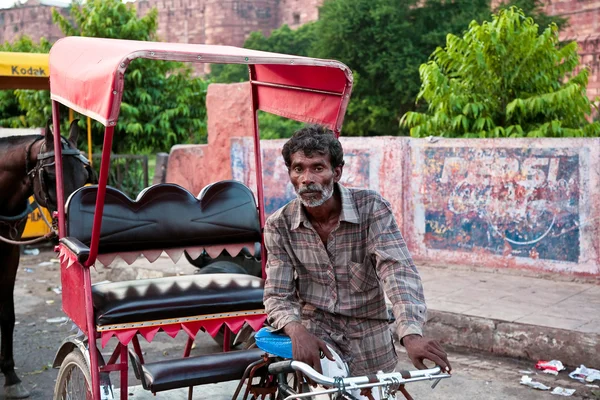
[49,37,353,131]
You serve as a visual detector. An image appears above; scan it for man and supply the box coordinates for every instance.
[263,125,450,387]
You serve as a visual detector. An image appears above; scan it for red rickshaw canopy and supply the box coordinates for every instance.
[49,37,353,131]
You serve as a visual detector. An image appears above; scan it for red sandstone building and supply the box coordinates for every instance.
[1,0,599,99]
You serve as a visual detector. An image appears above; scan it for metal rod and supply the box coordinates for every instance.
[143,155,149,188]
[120,343,128,400]
[87,117,93,166]
[249,65,268,280]
[183,336,194,358]
[132,335,145,365]
[85,126,114,267]
[51,101,66,236]
[223,326,231,352]
[99,364,123,373]
[283,375,450,400]
[83,268,101,400]
[105,343,122,366]
[251,80,343,97]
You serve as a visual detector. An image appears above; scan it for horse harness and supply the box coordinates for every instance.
[25,135,92,213]
[0,135,91,243]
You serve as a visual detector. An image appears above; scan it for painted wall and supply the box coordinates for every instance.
[405,139,600,276]
[230,136,404,226]
[166,82,600,276]
[226,136,600,276]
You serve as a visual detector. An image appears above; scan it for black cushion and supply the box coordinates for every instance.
[137,348,265,392]
[65,181,261,254]
[92,274,264,326]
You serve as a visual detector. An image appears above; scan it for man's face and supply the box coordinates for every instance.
[289,151,342,208]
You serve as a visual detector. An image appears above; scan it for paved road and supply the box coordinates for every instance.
[3,249,597,399]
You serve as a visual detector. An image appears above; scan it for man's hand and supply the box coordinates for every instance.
[283,322,334,376]
[402,334,452,373]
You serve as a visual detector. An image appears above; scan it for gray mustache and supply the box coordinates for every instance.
[297,184,322,194]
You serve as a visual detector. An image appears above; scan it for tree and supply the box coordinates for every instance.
[494,0,568,35]
[310,0,506,136]
[48,0,208,153]
[312,0,567,137]
[401,7,599,138]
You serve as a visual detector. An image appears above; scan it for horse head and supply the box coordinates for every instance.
[30,120,97,213]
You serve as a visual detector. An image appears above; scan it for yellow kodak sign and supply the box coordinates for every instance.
[0,52,49,78]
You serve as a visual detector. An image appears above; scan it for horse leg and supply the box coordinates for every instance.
[0,242,30,399]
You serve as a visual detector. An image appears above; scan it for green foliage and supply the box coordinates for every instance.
[257,112,303,140]
[401,7,600,138]
[495,0,568,34]
[311,0,495,136]
[0,36,52,128]
[91,154,149,198]
[50,0,208,153]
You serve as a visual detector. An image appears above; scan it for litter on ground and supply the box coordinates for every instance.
[520,375,551,391]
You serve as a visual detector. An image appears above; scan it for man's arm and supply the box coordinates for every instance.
[368,198,451,372]
[262,219,335,374]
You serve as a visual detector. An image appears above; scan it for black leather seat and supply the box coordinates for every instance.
[92,273,264,326]
[130,348,265,393]
[65,181,261,254]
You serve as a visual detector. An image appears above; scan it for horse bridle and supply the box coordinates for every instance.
[25,135,94,212]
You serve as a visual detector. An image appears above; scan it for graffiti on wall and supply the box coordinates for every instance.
[422,148,580,262]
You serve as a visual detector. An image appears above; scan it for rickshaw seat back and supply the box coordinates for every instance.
[64,180,261,254]
[59,180,267,343]
[92,273,264,327]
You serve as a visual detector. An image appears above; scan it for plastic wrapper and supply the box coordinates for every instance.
[551,387,575,396]
[569,365,600,383]
[536,360,566,375]
[520,375,551,390]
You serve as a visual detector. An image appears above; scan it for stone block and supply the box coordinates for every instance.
[424,310,600,368]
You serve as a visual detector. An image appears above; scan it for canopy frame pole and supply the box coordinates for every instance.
[52,100,66,236]
[249,65,268,280]
[84,125,114,268]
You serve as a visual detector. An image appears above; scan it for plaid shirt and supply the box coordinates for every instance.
[263,183,427,374]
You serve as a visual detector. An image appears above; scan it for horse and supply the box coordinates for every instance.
[0,120,95,398]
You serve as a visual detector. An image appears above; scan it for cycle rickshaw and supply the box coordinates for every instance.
[47,36,450,400]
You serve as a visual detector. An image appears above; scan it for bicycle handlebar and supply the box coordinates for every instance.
[268,360,451,396]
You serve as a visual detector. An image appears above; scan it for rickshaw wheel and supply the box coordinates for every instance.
[53,351,92,400]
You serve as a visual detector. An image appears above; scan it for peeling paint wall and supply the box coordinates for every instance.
[420,147,581,262]
[406,139,600,276]
[227,136,600,276]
